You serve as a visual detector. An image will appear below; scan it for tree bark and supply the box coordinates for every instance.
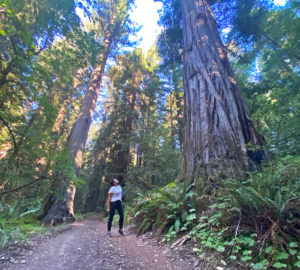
[180,0,264,187]
[168,91,176,149]
[174,88,184,149]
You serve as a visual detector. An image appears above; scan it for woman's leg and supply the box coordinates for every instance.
[116,201,124,230]
[107,202,116,232]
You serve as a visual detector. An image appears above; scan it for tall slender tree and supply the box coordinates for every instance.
[42,0,134,225]
[180,0,265,187]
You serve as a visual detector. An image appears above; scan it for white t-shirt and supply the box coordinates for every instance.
[109,186,122,202]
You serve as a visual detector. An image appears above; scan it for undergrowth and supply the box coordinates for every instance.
[131,155,300,269]
[0,198,45,247]
[131,181,197,236]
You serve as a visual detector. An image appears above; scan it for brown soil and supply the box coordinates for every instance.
[0,216,202,270]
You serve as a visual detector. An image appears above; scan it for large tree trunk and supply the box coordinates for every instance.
[180,0,264,187]
[42,36,112,225]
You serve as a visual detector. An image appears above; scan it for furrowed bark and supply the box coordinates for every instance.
[180,0,264,187]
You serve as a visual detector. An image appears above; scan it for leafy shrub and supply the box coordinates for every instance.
[190,155,300,269]
[132,181,196,237]
[0,198,44,247]
[132,155,300,269]
[223,155,300,241]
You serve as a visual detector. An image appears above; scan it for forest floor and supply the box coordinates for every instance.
[0,215,204,270]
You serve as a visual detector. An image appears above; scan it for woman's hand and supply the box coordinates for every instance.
[107,207,110,213]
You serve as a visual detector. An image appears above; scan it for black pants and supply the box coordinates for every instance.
[107,200,124,231]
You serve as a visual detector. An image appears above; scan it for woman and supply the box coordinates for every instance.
[106,178,124,237]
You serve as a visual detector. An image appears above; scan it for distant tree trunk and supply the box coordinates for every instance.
[42,35,113,225]
[81,137,109,212]
[180,0,264,187]
[170,63,184,149]
[168,91,176,149]
[115,87,137,181]
[89,150,108,212]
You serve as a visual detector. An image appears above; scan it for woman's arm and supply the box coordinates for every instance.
[106,192,113,211]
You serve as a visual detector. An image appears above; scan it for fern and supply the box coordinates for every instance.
[221,155,300,245]
[132,181,195,235]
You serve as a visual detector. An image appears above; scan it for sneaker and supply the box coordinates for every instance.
[107,232,111,237]
[118,229,124,236]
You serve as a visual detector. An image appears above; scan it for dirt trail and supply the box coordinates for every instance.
[1,216,199,270]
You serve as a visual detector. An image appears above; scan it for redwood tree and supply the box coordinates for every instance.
[42,0,133,225]
[180,0,264,186]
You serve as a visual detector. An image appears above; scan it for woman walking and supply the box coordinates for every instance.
[106,178,124,237]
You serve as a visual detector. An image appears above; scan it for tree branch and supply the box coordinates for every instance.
[33,37,49,56]
[0,174,50,195]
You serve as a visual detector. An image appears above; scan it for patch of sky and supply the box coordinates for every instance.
[129,0,163,51]
[273,0,287,6]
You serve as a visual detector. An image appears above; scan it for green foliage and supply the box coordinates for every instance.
[131,155,300,268]
[156,0,183,67]
[183,156,300,269]
[131,181,196,237]
[0,0,92,216]
[230,1,300,157]
[0,198,45,247]
[0,0,123,222]
[223,156,300,229]
[0,0,79,132]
